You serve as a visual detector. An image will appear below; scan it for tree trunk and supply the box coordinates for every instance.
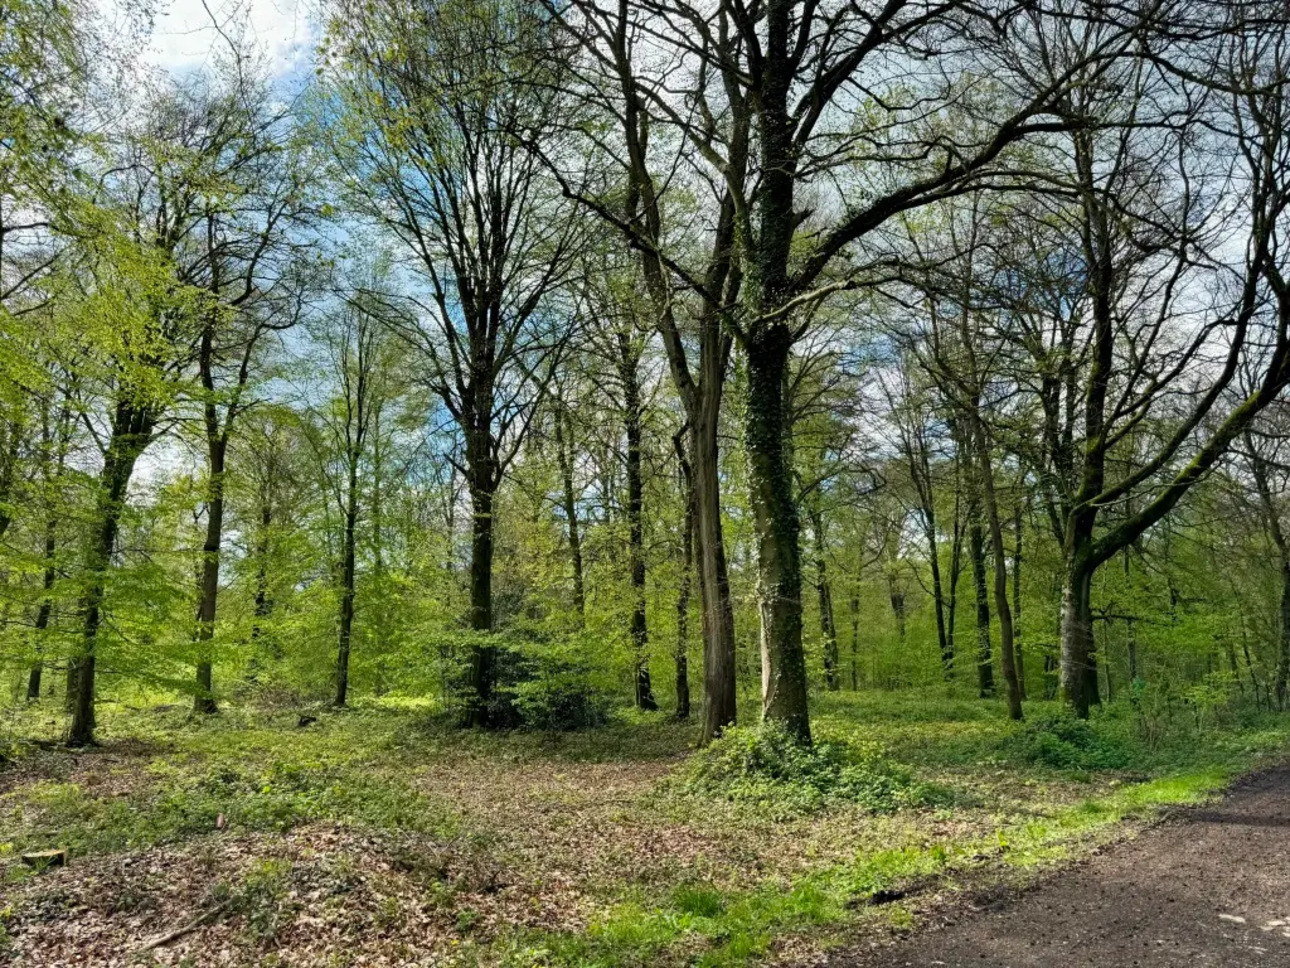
[26,515,57,701]
[70,401,153,746]
[969,518,994,698]
[887,576,907,644]
[1278,563,1290,709]
[553,403,586,623]
[807,503,838,691]
[65,660,78,713]
[849,583,860,690]
[970,416,1022,720]
[622,347,656,711]
[744,329,810,744]
[947,476,965,671]
[692,415,737,742]
[1059,554,1099,718]
[192,438,227,715]
[929,534,951,679]
[1013,503,1026,699]
[335,453,360,708]
[675,472,693,719]
[252,498,275,654]
[463,480,496,726]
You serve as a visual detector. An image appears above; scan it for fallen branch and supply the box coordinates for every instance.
[133,900,231,955]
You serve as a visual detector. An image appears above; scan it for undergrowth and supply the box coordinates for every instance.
[681,722,948,817]
[1,689,1288,967]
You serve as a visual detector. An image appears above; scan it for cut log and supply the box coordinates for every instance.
[21,849,67,868]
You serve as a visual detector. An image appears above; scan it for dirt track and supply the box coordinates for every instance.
[839,765,1290,968]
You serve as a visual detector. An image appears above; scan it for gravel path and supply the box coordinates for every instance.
[839,765,1290,968]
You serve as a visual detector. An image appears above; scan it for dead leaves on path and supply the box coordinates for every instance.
[1,823,589,967]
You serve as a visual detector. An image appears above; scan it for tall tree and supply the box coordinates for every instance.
[186,63,313,714]
[323,0,576,725]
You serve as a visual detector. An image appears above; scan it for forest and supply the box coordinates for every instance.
[4,0,1290,965]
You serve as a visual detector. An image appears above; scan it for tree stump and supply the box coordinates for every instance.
[21,849,66,869]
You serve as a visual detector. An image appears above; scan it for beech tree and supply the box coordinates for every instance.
[322,0,578,724]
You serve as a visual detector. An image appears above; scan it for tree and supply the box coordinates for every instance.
[306,293,403,708]
[322,0,577,725]
[184,63,314,714]
[996,11,1290,716]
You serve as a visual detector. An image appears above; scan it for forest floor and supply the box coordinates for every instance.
[842,763,1290,967]
[0,691,1288,967]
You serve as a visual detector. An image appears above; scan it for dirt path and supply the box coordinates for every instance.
[840,765,1290,968]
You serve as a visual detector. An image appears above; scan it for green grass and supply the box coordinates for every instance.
[1,688,1287,965]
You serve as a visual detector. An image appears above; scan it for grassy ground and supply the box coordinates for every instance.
[1,689,1287,967]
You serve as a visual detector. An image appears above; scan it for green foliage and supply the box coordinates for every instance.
[441,628,617,732]
[682,722,943,816]
[1008,710,1134,771]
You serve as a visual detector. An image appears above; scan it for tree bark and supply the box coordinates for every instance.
[252,498,275,652]
[192,436,226,715]
[674,450,694,720]
[692,414,737,741]
[463,479,496,726]
[744,328,810,744]
[1059,553,1098,717]
[849,582,860,690]
[969,517,994,698]
[553,401,586,623]
[69,400,154,746]
[969,414,1022,720]
[621,333,656,711]
[807,502,838,691]
[26,516,57,701]
[1013,502,1026,699]
[1278,565,1290,709]
[335,451,360,707]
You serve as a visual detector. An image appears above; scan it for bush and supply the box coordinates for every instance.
[443,628,615,732]
[1009,710,1133,770]
[682,722,941,815]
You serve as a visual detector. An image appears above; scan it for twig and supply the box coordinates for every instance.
[132,901,231,955]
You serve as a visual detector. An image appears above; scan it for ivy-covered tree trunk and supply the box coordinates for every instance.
[744,327,810,744]
[1059,476,1104,717]
[1059,542,1099,717]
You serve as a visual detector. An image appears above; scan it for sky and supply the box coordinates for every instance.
[106,0,315,80]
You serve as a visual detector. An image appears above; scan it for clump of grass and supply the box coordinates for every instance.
[682,722,945,816]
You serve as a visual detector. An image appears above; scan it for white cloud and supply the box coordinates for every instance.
[105,0,315,79]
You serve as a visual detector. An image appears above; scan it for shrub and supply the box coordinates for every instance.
[682,722,941,815]
[441,627,615,731]
[1009,710,1133,770]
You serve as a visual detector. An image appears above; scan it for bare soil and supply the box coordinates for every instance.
[837,764,1290,968]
